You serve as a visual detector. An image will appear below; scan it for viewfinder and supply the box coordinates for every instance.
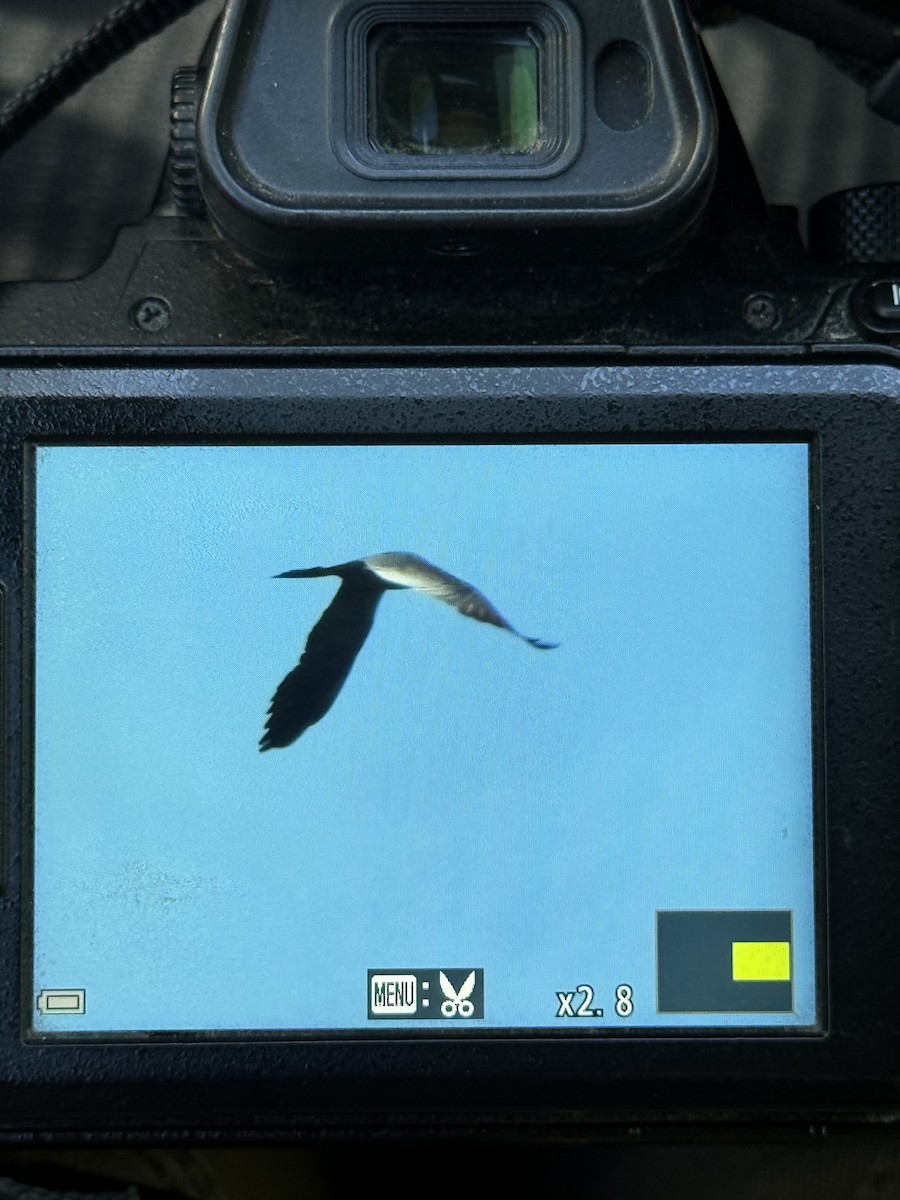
[370,24,542,155]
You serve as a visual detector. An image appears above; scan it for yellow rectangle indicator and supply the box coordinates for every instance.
[732,941,791,982]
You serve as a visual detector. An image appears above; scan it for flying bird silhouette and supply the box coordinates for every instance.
[260,551,557,750]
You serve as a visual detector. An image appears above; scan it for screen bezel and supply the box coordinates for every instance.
[0,358,896,1133]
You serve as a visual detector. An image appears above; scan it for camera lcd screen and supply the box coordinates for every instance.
[370,25,541,155]
[30,441,817,1037]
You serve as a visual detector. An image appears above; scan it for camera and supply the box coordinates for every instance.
[0,0,897,1141]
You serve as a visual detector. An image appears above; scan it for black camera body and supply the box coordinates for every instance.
[0,0,898,1143]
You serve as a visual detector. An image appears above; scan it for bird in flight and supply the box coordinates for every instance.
[260,551,557,750]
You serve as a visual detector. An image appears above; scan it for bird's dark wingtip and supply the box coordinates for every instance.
[528,638,559,650]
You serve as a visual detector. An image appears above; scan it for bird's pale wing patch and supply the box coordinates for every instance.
[367,552,517,629]
[365,552,557,648]
[438,579,559,649]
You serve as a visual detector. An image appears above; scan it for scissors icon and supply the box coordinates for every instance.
[439,970,476,1018]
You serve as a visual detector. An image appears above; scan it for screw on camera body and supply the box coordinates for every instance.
[132,296,172,333]
[742,293,780,332]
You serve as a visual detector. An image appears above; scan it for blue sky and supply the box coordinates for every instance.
[31,442,816,1033]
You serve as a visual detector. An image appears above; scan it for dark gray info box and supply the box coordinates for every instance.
[657,911,793,1014]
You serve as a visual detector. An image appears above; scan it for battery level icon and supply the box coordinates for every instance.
[37,989,86,1015]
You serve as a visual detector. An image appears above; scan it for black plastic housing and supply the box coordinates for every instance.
[0,357,896,1138]
[197,0,717,267]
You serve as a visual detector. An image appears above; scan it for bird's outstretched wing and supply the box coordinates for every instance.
[365,552,558,649]
[260,577,384,750]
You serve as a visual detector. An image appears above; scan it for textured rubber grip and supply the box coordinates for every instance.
[809,184,900,264]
